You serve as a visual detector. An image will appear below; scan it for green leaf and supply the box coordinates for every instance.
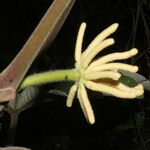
[120,70,150,91]
[48,81,74,97]
[7,86,40,113]
[119,74,138,87]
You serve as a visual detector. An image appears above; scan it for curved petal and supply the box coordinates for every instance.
[88,48,138,70]
[66,84,78,107]
[82,38,114,69]
[116,83,144,97]
[75,22,86,66]
[82,23,119,60]
[86,62,138,73]
[78,82,95,124]
[83,71,121,80]
[83,80,137,99]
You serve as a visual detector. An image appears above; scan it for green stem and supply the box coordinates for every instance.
[20,69,80,89]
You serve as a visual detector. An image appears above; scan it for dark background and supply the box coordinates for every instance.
[0,0,150,150]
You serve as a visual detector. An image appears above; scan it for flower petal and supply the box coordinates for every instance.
[83,71,121,81]
[66,84,78,107]
[82,23,119,60]
[87,48,138,70]
[82,38,114,69]
[116,83,144,97]
[78,82,95,124]
[77,89,89,122]
[75,22,86,66]
[83,80,138,99]
[86,62,138,73]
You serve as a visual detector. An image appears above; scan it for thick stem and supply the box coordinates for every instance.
[0,0,75,102]
[20,69,80,89]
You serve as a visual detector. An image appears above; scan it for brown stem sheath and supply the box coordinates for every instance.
[0,0,75,102]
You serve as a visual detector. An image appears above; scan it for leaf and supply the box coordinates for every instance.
[7,86,40,113]
[48,81,74,97]
[48,90,68,97]
[120,70,150,91]
[119,74,138,87]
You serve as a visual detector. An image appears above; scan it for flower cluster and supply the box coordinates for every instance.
[66,22,144,124]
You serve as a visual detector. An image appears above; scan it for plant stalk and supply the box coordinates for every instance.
[20,69,80,89]
[0,0,75,102]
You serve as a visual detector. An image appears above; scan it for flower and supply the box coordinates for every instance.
[66,22,144,124]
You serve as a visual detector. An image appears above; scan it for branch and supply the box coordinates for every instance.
[0,0,75,102]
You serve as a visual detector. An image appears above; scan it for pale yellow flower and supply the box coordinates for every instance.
[66,22,144,124]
